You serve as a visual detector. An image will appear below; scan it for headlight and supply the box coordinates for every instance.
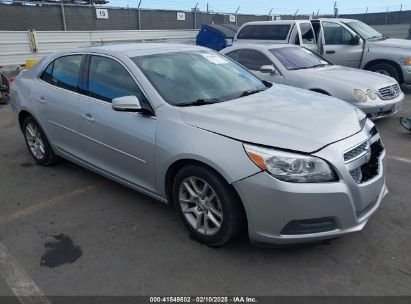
[354,89,367,102]
[366,89,378,100]
[243,144,337,183]
[405,57,411,65]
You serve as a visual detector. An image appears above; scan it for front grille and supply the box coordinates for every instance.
[345,139,384,184]
[344,141,369,163]
[360,140,384,183]
[369,126,378,137]
[378,84,400,100]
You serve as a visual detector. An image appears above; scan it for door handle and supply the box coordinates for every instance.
[326,50,336,54]
[82,113,95,122]
[36,96,46,104]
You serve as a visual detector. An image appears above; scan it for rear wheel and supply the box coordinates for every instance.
[173,165,244,246]
[22,116,58,166]
[368,62,401,83]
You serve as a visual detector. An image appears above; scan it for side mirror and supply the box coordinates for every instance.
[352,35,361,45]
[260,65,277,75]
[112,95,142,112]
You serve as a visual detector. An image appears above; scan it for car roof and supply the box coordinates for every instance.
[239,20,308,26]
[52,43,208,58]
[314,18,356,22]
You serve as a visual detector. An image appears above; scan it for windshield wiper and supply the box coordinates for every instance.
[238,88,266,98]
[311,63,329,68]
[367,35,385,40]
[177,98,221,107]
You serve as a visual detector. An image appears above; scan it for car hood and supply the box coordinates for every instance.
[292,65,396,89]
[180,85,361,153]
[371,38,411,50]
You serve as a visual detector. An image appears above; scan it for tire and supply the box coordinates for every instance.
[22,116,58,166]
[368,63,401,83]
[173,165,244,246]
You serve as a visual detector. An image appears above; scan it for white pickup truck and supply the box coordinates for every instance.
[233,18,411,84]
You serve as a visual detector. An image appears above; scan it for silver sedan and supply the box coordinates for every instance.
[221,44,404,119]
[10,43,387,246]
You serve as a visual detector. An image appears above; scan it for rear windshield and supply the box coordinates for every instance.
[270,47,330,71]
[237,24,291,40]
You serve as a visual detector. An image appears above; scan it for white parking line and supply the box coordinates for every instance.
[388,156,411,164]
[0,241,50,304]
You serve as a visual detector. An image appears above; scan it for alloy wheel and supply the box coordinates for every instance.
[25,122,45,160]
[178,176,223,236]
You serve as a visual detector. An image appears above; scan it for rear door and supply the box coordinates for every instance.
[77,54,157,193]
[296,21,319,53]
[32,54,85,159]
[320,21,363,68]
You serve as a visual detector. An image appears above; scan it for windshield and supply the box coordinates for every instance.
[269,47,330,71]
[345,21,384,40]
[132,51,266,106]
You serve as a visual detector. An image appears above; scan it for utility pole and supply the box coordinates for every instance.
[137,0,142,30]
[334,2,338,18]
[235,6,240,26]
[268,8,273,21]
[206,3,209,13]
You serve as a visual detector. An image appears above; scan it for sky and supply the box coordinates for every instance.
[112,0,411,15]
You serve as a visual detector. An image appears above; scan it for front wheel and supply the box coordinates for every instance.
[173,165,244,246]
[22,116,58,166]
[368,63,401,83]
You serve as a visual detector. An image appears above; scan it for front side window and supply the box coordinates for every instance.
[323,22,354,45]
[40,55,83,92]
[299,23,315,44]
[132,51,266,106]
[227,49,272,71]
[237,24,291,40]
[87,56,147,104]
[269,47,330,70]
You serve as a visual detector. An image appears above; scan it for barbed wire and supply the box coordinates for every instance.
[0,0,410,15]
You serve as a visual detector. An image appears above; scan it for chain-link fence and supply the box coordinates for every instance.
[0,0,410,31]
[0,1,273,31]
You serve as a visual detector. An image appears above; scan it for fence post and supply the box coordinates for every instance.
[235,6,240,26]
[137,0,142,30]
[60,1,67,31]
[385,7,388,25]
[193,2,198,29]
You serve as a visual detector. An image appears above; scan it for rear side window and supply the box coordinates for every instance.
[40,62,54,83]
[227,49,272,71]
[87,55,147,104]
[224,50,241,61]
[237,24,291,40]
[299,23,315,44]
[42,55,83,92]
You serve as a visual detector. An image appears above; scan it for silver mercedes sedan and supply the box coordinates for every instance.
[221,44,404,119]
[9,43,387,246]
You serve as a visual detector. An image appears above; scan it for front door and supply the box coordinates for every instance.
[78,54,157,193]
[320,21,363,68]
